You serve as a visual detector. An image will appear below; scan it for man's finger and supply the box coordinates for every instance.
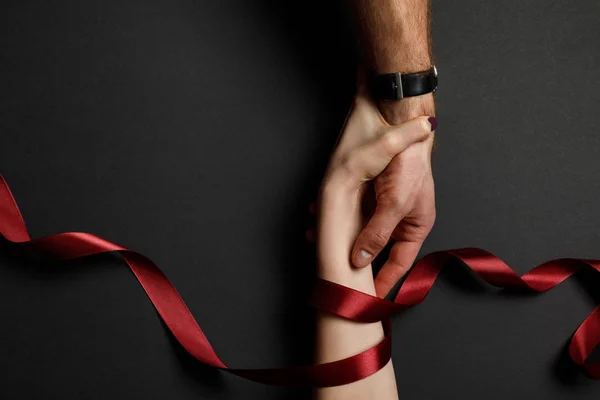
[374,240,423,298]
[351,205,406,267]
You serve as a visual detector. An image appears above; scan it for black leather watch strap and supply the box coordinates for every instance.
[370,66,438,101]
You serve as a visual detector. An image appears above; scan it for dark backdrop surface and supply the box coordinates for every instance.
[1,0,600,399]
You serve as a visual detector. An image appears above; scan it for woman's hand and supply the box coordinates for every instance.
[314,85,435,400]
[317,88,435,288]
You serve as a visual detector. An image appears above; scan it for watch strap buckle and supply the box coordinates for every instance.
[391,73,404,100]
[370,66,437,101]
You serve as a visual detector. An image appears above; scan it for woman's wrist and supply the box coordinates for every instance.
[320,168,358,197]
[317,177,378,296]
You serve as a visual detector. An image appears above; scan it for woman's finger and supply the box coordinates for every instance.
[349,116,436,179]
[379,116,436,159]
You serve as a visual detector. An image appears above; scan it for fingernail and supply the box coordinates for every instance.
[356,249,373,267]
[427,117,438,131]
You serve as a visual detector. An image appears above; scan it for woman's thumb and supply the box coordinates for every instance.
[354,116,437,179]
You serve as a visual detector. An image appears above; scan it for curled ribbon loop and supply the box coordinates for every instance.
[0,174,598,386]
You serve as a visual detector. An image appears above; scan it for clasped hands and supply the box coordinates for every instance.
[316,74,436,297]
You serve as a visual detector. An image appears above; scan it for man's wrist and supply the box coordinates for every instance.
[378,93,435,125]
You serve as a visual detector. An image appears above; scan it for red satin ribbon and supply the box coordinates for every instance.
[0,174,598,386]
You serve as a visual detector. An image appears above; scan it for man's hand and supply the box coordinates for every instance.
[351,94,436,298]
[345,0,435,297]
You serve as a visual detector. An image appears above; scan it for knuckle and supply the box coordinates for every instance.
[380,131,398,150]
[421,206,437,230]
[364,229,389,250]
[427,210,437,227]
[407,215,436,240]
[381,195,406,213]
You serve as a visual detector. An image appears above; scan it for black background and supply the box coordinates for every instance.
[1,0,600,399]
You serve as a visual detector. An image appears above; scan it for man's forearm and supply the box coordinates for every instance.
[353,0,432,73]
[352,0,434,123]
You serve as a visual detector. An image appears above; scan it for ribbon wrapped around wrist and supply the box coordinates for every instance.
[0,174,598,386]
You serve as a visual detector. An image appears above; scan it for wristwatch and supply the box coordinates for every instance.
[370,66,438,101]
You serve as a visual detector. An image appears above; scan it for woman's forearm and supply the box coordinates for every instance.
[314,276,397,400]
[314,186,399,400]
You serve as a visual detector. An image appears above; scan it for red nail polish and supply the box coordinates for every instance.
[428,117,438,131]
